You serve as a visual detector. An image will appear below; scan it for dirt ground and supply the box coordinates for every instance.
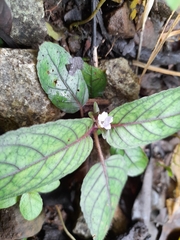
[1,0,180,239]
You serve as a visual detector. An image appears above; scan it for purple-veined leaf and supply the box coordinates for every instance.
[104,87,180,149]
[0,118,93,200]
[19,192,42,220]
[35,180,60,193]
[110,147,148,176]
[81,155,127,240]
[37,42,89,113]
[0,196,18,209]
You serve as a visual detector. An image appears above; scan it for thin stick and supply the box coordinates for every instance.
[133,60,180,77]
[70,0,106,30]
[44,0,62,19]
[161,29,180,39]
[137,0,155,61]
[145,11,174,63]
[92,0,98,67]
[140,11,180,80]
[105,36,117,57]
[55,205,76,240]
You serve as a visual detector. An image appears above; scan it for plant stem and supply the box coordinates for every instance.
[80,107,84,118]
[55,205,76,240]
[93,130,111,207]
[69,0,106,30]
[93,130,104,163]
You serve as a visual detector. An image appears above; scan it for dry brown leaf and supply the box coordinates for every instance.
[166,197,180,217]
[166,144,180,217]
[171,144,180,189]
[0,0,12,35]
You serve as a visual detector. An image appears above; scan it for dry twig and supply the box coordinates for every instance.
[133,60,180,77]
[55,205,76,240]
[140,12,180,82]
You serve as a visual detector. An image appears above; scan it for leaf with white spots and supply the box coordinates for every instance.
[37,42,89,113]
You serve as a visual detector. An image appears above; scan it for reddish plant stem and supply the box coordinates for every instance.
[93,130,111,205]
[93,130,104,163]
[85,98,110,106]
[80,107,84,118]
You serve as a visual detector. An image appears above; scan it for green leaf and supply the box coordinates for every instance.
[110,147,148,176]
[0,196,18,209]
[0,118,93,200]
[104,87,180,149]
[93,102,100,114]
[165,0,180,10]
[35,180,60,193]
[80,155,127,240]
[157,162,173,177]
[37,42,89,113]
[19,192,43,220]
[82,62,107,98]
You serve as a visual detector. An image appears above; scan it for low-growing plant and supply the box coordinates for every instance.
[0,42,180,240]
[165,0,180,10]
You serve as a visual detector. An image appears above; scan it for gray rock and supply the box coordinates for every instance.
[99,58,140,110]
[73,215,91,239]
[106,2,135,39]
[0,48,64,132]
[8,0,47,47]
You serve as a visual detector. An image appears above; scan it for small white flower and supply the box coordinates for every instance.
[98,112,113,130]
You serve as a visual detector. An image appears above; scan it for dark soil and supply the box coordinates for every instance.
[2,0,180,239]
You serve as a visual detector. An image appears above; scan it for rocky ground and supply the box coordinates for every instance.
[0,0,180,239]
